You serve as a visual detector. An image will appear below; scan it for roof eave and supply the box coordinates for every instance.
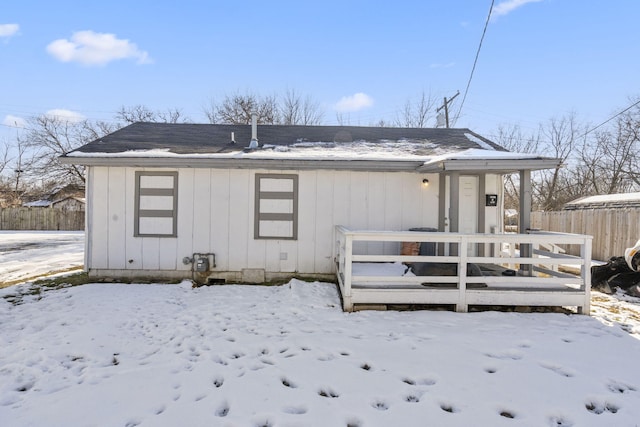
[416,158,562,173]
[59,155,425,172]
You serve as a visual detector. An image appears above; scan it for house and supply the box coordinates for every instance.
[22,184,86,210]
[61,121,593,313]
[51,196,86,211]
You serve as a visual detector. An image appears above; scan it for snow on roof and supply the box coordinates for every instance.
[568,192,640,205]
[564,192,640,210]
[66,144,545,163]
[23,199,51,208]
[464,132,494,150]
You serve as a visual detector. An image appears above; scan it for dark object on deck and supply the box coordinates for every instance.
[408,227,438,256]
[591,256,640,296]
[412,262,483,277]
[415,262,486,288]
[502,269,516,276]
[405,227,486,287]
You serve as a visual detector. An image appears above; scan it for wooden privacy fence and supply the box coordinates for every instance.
[531,209,640,261]
[0,208,85,231]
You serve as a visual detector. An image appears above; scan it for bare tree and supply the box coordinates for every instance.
[394,91,437,128]
[534,113,585,211]
[20,115,117,184]
[0,140,10,177]
[205,92,280,124]
[116,105,190,124]
[11,139,29,192]
[280,89,324,125]
[493,124,540,211]
[615,103,640,189]
[335,112,350,126]
[202,98,217,124]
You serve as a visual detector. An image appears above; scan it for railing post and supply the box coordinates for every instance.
[580,235,592,315]
[343,233,353,311]
[457,235,468,312]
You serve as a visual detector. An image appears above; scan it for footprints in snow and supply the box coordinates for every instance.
[134,329,638,425]
[371,400,388,410]
[281,377,297,388]
[212,376,224,388]
[539,362,575,378]
[402,376,437,386]
[318,388,340,398]
[607,379,636,394]
[585,399,619,415]
[480,343,636,423]
[215,401,230,417]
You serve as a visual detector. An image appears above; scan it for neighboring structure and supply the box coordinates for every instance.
[563,192,640,210]
[531,192,640,261]
[51,196,86,211]
[22,184,85,210]
[61,122,594,312]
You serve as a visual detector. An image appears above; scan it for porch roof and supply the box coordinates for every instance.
[417,150,562,173]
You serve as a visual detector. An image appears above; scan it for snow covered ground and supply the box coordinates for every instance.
[0,231,84,286]
[1,232,640,426]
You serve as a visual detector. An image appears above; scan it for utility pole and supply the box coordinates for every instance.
[436,91,460,128]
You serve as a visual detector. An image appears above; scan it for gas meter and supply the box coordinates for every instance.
[195,256,209,272]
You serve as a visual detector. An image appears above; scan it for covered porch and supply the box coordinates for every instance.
[334,227,592,313]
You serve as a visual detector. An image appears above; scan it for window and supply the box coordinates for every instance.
[254,174,298,240]
[135,171,178,237]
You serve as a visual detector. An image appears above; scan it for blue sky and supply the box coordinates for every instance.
[1,0,639,142]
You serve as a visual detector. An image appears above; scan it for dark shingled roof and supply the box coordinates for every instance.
[69,122,507,155]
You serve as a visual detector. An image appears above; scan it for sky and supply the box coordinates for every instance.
[1,0,639,144]
[1,232,640,425]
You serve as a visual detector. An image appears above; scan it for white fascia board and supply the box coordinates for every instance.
[59,156,424,172]
[416,158,562,173]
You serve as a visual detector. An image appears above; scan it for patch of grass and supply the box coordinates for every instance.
[33,272,91,288]
[2,272,91,306]
[2,272,187,306]
[0,266,84,289]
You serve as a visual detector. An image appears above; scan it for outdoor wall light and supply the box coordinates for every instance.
[422,178,430,187]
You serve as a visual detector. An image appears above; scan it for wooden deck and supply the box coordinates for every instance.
[334,226,593,314]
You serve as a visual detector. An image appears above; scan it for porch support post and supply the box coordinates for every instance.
[519,169,532,275]
[438,174,447,255]
[477,173,486,256]
[449,172,460,256]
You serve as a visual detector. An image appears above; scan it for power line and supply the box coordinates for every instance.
[453,0,495,125]
[577,98,640,139]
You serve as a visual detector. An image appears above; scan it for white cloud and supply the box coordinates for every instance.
[493,0,543,17]
[45,109,86,122]
[2,115,26,128]
[46,30,152,66]
[334,93,374,113]
[0,23,19,38]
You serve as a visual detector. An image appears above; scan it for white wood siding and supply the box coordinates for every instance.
[87,167,501,276]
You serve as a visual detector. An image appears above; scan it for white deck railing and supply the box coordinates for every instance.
[334,226,593,314]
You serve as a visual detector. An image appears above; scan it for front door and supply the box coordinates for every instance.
[459,176,478,256]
